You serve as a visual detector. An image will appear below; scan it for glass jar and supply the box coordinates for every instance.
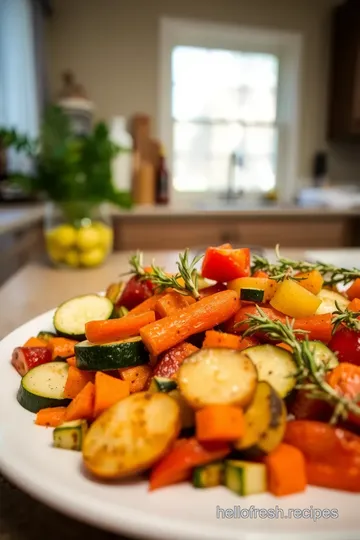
[44,201,113,269]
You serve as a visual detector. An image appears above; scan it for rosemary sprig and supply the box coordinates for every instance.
[332,302,360,334]
[251,244,360,286]
[124,249,203,299]
[242,307,360,424]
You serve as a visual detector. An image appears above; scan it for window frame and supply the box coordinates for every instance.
[157,17,302,205]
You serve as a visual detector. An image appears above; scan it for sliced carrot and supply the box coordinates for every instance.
[306,461,360,492]
[202,330,241,350]
[66,356,76,367]
[128,293,166,316]
[347,278,360,301]
[23,337,48,348]
[64,381,95,421]
[63,365,95,399]
[252,270,269,278]
[277,342,293,353]
[153,342,199,379]
[35,406,66,427]
[224,304,285,334]
[140,290,240,356]
[348,298,360,312]
[118,364,152,393]
[263,443,307,496]
[295,269,324,295]
[326,363,360,426]
[48,337,78,359]
[85,311,156,344]
[195,404,244,442]
[155,291,196,318]
[93,372,130,417]
[237,335,259,351]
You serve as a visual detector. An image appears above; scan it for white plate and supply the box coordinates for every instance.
[0,309,359,540]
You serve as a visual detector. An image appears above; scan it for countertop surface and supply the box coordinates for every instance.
[1,247,360,539]
[0,201,359,236]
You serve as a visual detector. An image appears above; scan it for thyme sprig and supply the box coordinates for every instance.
[332,302,360,334]
[251,244,360,286]
[242,307,360,424]
[124,249,203,299]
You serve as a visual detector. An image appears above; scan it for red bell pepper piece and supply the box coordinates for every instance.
[116,276,154,310]
[11,347,52,376]
[149,437,230,490]
[201,246,250,282]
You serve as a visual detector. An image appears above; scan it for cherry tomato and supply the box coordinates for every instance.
[328,328,360,366]
[116,276,154,310]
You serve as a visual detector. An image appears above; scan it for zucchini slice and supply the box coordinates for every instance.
[308,341,338,370]
[75,336,148,371]
[149,377,177,393]
[242,344,297,397]
[168,389,195,429]
[17,362,70,413]
[53,420,88,451]
[178,348,258,409]
[240,288,265,302]
[234,381,286,455]
[316,288,349,314]
[193,461,224,488]
[53,294,114,340]
[82,392,181,479]
[225,460,267,496]
[37,330,57,342]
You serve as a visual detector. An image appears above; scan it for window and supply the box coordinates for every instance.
[158,18,302,203]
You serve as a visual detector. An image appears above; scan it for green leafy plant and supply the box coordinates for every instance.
[0,105,132,216]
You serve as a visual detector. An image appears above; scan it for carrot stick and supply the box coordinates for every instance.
[224,304,284,334]
[66,356,76,367]
[23,337,48,348]
[64,381,95,421]
[263,443,307,496]
[140,290,240,356]
[94,372,130,417]
[64,365,95,399]
[153,341,198,379]
[195,405,244,442]
[306,461,360,492]
[347,278,360,301]
[326,363,360,426]
[128,293,166,315]
[118,364,152,393]
[252,270,269,278]
[48,337,78,359]
[348,298,360,312]
[277,342,293,353]
[35,406,66,427]
[85,311,156,344]
[155,291,196,318]
[202,330,242,350]
[199,283,227,299]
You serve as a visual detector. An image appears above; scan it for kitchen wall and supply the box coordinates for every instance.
[45,0,360,185]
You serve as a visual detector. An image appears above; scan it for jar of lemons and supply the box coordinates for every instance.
[45,201,113,269]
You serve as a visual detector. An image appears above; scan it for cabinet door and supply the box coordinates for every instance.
[352,45,360,133]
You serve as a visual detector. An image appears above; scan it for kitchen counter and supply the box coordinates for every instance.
[0,204,44,235]
[1,247,360,540]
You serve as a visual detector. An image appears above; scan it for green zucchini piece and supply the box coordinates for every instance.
[308,341,338,370]
[168,389,195,429]
[316,289,349,314]
[225,460,267,496]
[242,344,297,397]
[240,288,264,302]
[149,377,177,393]
[17,362,70,413]
[53,420,88,451]
[75,336,148,371]
[53,294,113,340]
[193,461,224,488]
[37,331,57,342]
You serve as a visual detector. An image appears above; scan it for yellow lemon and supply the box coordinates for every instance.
[96,224,113,250]
[76,226,102,251]
[50,225,77,249]
[79,247,105,268]
[64,249,80,268]
[47,244,66,263]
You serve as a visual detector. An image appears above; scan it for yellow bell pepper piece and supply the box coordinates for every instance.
[270,278,322,318]
[295,270,324,295]
[227,277,278,302]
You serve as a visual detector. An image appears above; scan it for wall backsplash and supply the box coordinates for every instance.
[45,0,358,188]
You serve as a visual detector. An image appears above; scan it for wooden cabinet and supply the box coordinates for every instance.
[328,0,360,140]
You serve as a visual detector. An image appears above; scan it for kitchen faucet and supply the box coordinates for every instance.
[221,151,244,202]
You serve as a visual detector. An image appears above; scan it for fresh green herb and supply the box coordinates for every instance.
[332,302,360,334]
[242,307,360,424]
[126,249,204,299]
[251,244,360,286]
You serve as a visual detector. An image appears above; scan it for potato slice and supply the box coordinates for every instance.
[82,392,181,478]
[178,348,257,409]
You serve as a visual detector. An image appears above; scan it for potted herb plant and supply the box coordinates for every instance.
[0,106,132,268]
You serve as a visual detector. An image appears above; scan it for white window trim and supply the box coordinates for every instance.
[157,17,303,205]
